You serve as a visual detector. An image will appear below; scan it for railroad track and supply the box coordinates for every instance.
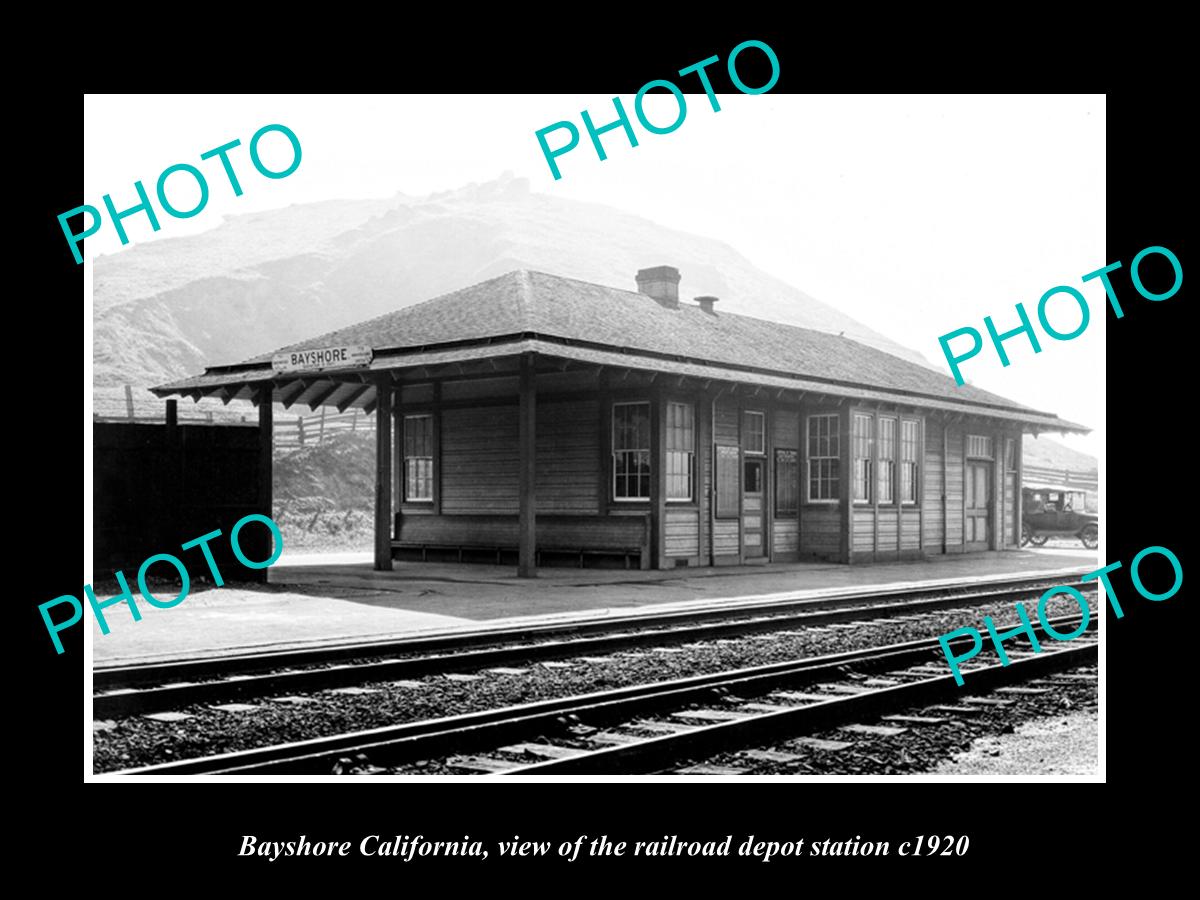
[94,572,1094,719]
[111,612,1096,776]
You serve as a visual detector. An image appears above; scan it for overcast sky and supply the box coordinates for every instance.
[84,94,1105,459]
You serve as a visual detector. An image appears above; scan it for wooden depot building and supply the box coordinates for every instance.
[153,266,1088,576]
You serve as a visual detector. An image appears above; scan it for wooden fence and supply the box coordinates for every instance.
[1022,463,1098,491]
[93,384,376,447]
[274,407,374,448]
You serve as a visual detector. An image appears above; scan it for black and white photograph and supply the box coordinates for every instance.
[80,90,1111,782]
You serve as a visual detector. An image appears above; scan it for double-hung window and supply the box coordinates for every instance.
[403,414,434,502]
[613,402,651,500]
[878,416,896,504]
[852,413,873,503]
[900,419,920,504]
[665,402,694,502]
[807,414,840,501]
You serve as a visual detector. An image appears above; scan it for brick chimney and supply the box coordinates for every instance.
[696,295,719,314]
[636,266,681,309]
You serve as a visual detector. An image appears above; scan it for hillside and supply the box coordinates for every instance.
[93,173,927,395]
[1023,436,1098,473]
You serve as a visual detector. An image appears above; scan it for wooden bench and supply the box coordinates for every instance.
[394,514,650,569]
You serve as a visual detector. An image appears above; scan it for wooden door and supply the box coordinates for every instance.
[743,458,764,557]
[965,462,992,551]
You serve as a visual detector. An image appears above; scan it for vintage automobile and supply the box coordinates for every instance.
[1021,483,1098,549]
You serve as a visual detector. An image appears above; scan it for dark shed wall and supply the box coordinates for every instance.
[94,422,269,580]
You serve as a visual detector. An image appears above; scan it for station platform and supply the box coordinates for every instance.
[91,547,1097,667]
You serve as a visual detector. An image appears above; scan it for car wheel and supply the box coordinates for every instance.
[1030,534,1049,547]
[1020,523,1032,547]
[1080,525,1098,550]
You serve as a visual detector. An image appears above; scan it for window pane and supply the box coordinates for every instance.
[744,460,761,492]
[613,403,651,499]
[879,418,895,460]
[667,450,693,500]
[807,414,842,501]
[853,414,873,502]
[967,434,993,459]
[666,402,695,500]
[403,416,434,501]
[744,411,765,455]
[614,403,650,452]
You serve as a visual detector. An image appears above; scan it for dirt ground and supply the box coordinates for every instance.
[930,709,1098,776]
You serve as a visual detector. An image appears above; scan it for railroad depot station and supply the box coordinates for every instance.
[154,266,1089,576]
[89,264,1099,663]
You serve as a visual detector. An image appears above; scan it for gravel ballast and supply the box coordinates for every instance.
[691,667,1098,776]
[93,597,1096,773]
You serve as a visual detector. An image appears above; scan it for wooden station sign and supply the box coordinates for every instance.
[272,345,373,373]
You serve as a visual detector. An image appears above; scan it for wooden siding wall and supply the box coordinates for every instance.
[801,505,841,557]
[901,508,921,550]
[424,381,1029,563]
[772,410,799,447]
[665,508,700,557]
[537,400,600,514]
[852,497,924,556]
[998,430,1021,548]
[798,404,844,561]
[712,400,741,559]
[773,519,799,555]
[714,401,740,444]
[853,509,874,551]
[441,401,600,516]
[441,406,518,514]
[772,408,800,555]
[923,418,945,550]
[945,426,965,550]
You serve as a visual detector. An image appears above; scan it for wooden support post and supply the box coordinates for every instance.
[993,427,1003,550]
[163,398,181,544]
[941,418,949,555]
[298,416,305,446]
[374,378,393,571]
[917,418,925,554]
[652,395,664,569]
[257,386,273,530]
[393,403,403,514]
[699,391,713,566]
[518,353,537,577]
[318,406,326,444]
[839,406,851,563]
[872,412,880,560]
[125,384,135,420]
[1015,433,1024,546]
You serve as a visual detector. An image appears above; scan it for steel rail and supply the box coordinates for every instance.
[109,613,1094,776]
[94,575,1095,719]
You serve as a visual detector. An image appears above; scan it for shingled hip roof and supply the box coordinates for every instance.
[154,269,1088,434]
